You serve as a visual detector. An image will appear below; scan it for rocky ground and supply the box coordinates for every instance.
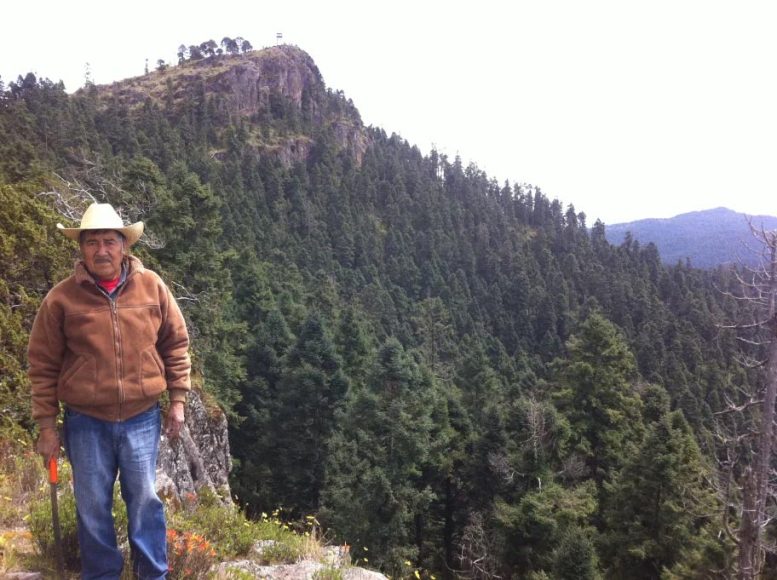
[1,538,388,579]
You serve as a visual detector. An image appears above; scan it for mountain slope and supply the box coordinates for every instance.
[604,206,777,268]
[0,44,763,578]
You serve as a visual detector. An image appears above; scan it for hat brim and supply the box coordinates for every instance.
[57,222,145,247]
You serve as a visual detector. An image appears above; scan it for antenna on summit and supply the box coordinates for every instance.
[276,32,283,44]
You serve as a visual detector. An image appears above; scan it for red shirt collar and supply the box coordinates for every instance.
[96,276,121,294]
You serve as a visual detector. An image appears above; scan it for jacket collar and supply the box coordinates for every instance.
[75,255,145,285]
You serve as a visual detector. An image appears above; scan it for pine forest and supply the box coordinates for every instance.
[1,44,776,579]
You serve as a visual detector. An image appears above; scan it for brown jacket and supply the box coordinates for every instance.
[28,256,191,428]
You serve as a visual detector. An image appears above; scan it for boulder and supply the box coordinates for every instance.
[156,388,232,504]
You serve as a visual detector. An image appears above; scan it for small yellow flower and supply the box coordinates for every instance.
[414,571,421,579]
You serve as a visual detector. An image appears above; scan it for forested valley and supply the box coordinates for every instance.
[1,44,775,579]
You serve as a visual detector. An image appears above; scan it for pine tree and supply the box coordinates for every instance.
[230,307,294,512]
[0,183,73,435]
[146,162,246,409]
[551,526,601,580]
[603,407,720,578]
[552,312,644,488]
[320,339,439,576]
[493,481,598,576]
[333,305,374,389]
[270,313,348,513]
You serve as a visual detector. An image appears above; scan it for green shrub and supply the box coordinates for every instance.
[168,493,258,557]
[28,482,80,570]
[313,565,345,580]
[28,475,128,573]
[167,494,321,565]
[257,540,302,564]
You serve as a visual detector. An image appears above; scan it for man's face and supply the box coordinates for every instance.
[80,230,125,281]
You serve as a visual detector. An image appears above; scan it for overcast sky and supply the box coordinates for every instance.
[3,0,775,224]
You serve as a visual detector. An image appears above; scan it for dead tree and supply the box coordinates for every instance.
[716,225,777,579]
[39,173,165,249]
[458,512,501,580]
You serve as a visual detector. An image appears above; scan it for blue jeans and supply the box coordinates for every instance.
[64,405,167,579]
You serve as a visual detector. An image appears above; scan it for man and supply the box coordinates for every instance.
[28,202,191,579]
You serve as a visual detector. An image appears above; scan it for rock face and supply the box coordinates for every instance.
[209,46,324,119]
[202,45,370,166]
[98,45,371,168]
[156,388,232,503]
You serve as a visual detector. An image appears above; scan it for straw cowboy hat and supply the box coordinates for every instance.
[57,203,145,246]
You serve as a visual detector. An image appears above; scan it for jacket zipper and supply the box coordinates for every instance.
[112,266,140,422]
[82,260,139,422]
[111,268,136,422]
[111,299,124,421]
[93,265,134,422]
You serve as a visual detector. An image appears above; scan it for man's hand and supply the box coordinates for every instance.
[164,400,186,439]
[36,427,60,465]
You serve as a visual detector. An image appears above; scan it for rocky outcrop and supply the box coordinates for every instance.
[95,45,371,169]
[210,46,324,119]
[212,560,388,580]
[213,542,388,580]
[156,388,232,504]
[203,45,370,166]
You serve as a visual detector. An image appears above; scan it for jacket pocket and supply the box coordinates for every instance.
[139,345,166,398]
[59,355,97,406]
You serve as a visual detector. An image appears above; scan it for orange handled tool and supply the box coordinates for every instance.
[48,455,58,484]
[49,456,65,579]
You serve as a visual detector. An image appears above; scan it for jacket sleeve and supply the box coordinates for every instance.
[157,283,191,402]
[28,299,65,429]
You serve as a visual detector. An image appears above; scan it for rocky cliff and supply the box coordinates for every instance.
[156,388,232,504]
[97,44,370,167]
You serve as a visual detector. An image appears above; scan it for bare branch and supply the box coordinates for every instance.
[487,451,522,484]
[714,396,764,416]
[170,281,207,304]
[732,352,767,369]
[457,513,502,580]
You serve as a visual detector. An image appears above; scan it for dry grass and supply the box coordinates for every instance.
[0,434,47,576]
[0,436,43,528]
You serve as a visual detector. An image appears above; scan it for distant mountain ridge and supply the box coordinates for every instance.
[604,207,777,268]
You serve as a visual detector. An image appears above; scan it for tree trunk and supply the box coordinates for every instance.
[738,469,757,580]
[444,476,454,580]
[738,236,777,579]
